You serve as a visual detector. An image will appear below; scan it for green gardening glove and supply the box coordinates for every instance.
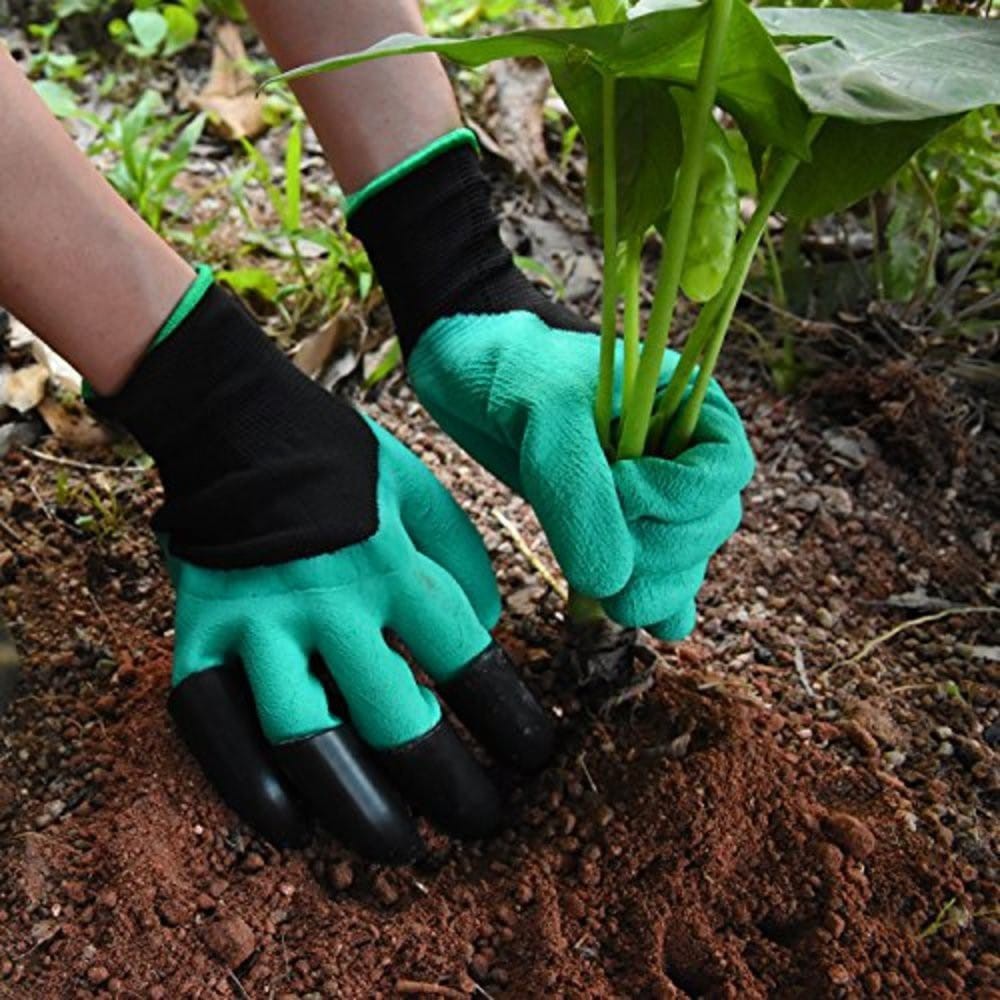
[348,130,755,639]
[90,271,553,861]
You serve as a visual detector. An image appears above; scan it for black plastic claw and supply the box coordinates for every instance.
[439,642,555,774]
[168,665,311,849]
[274,727,424,864]
[377,716,502,840]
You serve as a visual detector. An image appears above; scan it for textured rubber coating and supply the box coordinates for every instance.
[377,716,502,840]
[439,642,555,774]
[168,665,311,848]
[274,726,424,864]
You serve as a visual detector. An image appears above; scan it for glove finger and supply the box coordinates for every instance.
[376,425,502,630]
[241,626,423,862]
[390,552,496,681]
[412,390,524,494]
[520,407,633,599]
[612,407,754,524]
[390,556,554,774]
[168,663,310,849]
[318,627,502,840]
[602,559,709,631]
[647,600,698,642]
[627,495,744,574]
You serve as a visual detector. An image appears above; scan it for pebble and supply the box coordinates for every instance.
[828,964,850,985]
[373,873,399,906]
[199,916,255,969]
[328,862,354,892]
[86,965,110,986]
[863,971,882,993]
[822,812,877,860]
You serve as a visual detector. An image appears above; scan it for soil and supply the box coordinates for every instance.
[0,349,997,998]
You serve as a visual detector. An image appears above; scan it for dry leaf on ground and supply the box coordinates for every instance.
[185,22,266,141]
[0,364,49,414]
[37,394,114,451]
[483,58,551,182]
[292,308,367,389]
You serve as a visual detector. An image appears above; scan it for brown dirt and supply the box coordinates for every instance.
[1,355,997,998]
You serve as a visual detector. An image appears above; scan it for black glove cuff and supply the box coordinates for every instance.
[91,284,378,568]
[347,142,593,356]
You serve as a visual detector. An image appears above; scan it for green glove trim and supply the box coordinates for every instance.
[344,127,479,219]
[82,263,213,402]
[151,262,214,350]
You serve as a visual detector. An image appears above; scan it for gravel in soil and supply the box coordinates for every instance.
[0,357,997,998]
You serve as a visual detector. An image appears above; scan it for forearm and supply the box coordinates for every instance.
[243,0,460,192]
[0,48,193,395]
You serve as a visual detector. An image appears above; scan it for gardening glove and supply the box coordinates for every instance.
[348,130,755,640]
[89,271,553,861]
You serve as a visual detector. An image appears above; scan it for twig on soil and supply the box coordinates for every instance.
[395,981,469,998]
[22,446,148,475]
[577,751,599,793]
[916,897,959,940]
[27,481,55,522]
[84,587,120,655]
[827,606,1000,675]
[0,517,23,545]
[227,971,251,1000]
[793,644,817,699]
[492,507,567,600]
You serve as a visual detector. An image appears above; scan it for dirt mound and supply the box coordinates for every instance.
[2,370,996,998]
[0,633,984,998]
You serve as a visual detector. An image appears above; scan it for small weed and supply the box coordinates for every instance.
[53,471,126,542]
[227,123,373,329]
[87,90,206,233]
[917,898,966,941]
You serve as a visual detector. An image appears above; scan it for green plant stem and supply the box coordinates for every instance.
[621,234,643,416]
[869,195,885,300]
[907,160,941,317]
[762,228,786,310]
[660,118,826,457]
[595,72,619,452]
[615,0,734,460]
[566,589,608,626]
[644,294,723,446]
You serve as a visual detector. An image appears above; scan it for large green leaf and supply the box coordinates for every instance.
[757,8,1000,123]
[268,0,811,157]
[779,115,957,218]
[553,67,682,238]
[756,8,999,218]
